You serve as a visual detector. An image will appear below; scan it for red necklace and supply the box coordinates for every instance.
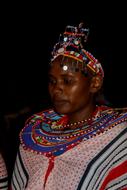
[51,105,107,130]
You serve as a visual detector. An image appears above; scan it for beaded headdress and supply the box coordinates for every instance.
[51,22,104,78]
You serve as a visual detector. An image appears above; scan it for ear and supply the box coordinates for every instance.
[90,75,103,93]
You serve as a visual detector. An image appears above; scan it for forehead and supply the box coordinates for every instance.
[49,58,84,78]
[49,55,84,74]
[49,55,96,78]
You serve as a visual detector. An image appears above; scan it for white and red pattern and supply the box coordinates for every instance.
[0,153,8,189]
[11,108,127,190]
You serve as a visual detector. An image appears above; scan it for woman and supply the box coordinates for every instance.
[0,114,8,189]
[0,153,8,190]
[11,23,127,190]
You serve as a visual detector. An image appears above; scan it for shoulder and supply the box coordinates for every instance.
[96,106,127,132]
[24,108,61,125]
[19,109,62,154]
[102,106,127,130]
[106,106,127,119]
[100,105,127,116]
[19,108,62,137]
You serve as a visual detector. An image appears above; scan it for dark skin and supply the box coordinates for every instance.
[48,56,102,123]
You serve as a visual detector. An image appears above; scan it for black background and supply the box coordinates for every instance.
[1,1,127,114]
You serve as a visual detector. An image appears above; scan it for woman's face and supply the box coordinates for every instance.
[48,58,96,116]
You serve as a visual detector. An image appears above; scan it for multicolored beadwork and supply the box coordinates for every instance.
[50,23,104,78]
[20,106,127,157]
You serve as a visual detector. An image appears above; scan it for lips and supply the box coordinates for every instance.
[52,97,69,107]
[53,100,68,106]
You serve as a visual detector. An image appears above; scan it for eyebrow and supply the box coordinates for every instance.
[48,73,75,78]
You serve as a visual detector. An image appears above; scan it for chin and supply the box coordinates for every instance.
[54,106,70,115]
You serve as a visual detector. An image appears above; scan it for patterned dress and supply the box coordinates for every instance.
[11,106,127,190]
[0,153,8,189]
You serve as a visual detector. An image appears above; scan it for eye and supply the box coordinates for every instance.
[48,77,56,85]
[63,77,74,85]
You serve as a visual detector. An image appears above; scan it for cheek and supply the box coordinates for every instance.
[72,83,90,95]
[69,84,91,103]
[68,85,85,100]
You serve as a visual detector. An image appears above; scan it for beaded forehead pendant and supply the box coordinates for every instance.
[50,23,104,78]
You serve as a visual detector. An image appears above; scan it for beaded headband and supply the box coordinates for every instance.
[50,22,104,78]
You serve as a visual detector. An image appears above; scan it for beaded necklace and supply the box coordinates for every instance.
[50,105,102,130]
[20,106,127,187]
[20,105,127,157]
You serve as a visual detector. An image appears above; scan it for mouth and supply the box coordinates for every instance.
[53,99,69,106]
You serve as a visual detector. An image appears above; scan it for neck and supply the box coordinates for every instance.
[67,104,97,124]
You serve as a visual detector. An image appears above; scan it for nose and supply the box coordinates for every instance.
[52,81,64,96]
